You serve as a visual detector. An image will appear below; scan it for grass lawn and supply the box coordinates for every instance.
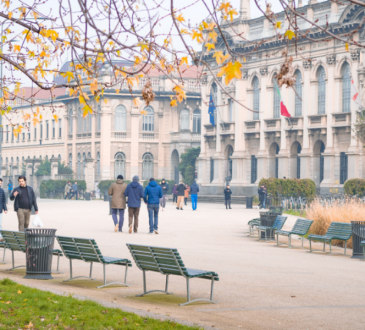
[0,279,200,329]
[283,209,306,217]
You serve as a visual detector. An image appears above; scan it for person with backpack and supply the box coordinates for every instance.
[144,178,163,234]
[258,185,267,209]
[159,179,169,211]
[176,180,186,210]
[190,181,199,211]
[172,183,178,205]
[7,180,12,197]
[224,185,232,209]
[124,175,144,234]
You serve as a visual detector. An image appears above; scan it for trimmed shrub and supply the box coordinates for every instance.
[258,178,316,198]
[142,179,175,194]
[178,147,200,186]
[40,180,86,199]
[97,180,131,193]
[344,179,365,196]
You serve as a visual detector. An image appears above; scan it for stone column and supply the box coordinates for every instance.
[84,157,95,191]
[1,166,6,177]
[25,159,33,179]
[50,156,60,180]
[157,110,165,178]
[32,158,42,194]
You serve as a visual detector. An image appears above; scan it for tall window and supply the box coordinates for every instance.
[115,105,127,132]
[253,76,260,120]
[320,142,325,183]
[5,125,8,142]
[97,105,101,132]
[34,126,37,140]
[96,152,100,176]
[342,62,351,113]
[211,82,218,124]
[192,109,201,133]
[40,122,43,139]
[228,99,234,122]
[295,70,302,116]
[69,108,73,134]
[317,66,326,114]
[69,153,72,170]
[142,106,154,131]
[22,123,25,140]
[273,78,280,119]
[227,146,233,178]
[114,152,126,178]
[180,109,189,130]
[210,158,214,183]
[297,144,302,179]
[59,119,62,137]
[27,122,31,140]
[275,144,280,178]
[142,153,154,180]
[78,108,82,132]
[251,155,257,183]
[82,153,86,176]
[11,126,14,141]
[77,153,82,178]
[46,121,49,139]
[340,152,348,184]
[52,119,55,138]
[88,112,92,132]
[83,112,88,133]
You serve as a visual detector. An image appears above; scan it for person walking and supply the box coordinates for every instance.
[184,184,190,206]
[109,175,127,232]
[7,180,12,197]
[224,185,232,209]
[0,179,8,241]
[172,183,178,205]
[10,176,38,231]
[190,181,199,211]
[69,182,78,200]
[258,185,267,209]
[144,178,162,234]
[124,175,144,234]
[64,181,71,199]
[159,179,169,211]
[176,180,186,210]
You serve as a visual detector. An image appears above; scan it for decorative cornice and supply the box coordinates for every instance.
[260,66,268,76]
[302,59,312,70]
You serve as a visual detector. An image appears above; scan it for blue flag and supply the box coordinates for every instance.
[208,94,216,126]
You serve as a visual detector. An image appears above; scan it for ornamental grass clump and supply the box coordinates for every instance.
[306,199,365,249]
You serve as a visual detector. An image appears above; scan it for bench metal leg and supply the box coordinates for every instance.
[344,241,347,255]
[136,270,172,297]
[63,260,96,282]
[309,240,312,252]
[288,235,292,248]
[301,235,304,248]
[97,263,130,289]
[7,250,25,271]
[179,276,218,306]
[1,246,6,264]
[51,254,62,274]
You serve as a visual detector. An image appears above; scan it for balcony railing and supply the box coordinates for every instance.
[112,132,128,140]
[332,112,351,127]
[170,131,201,142]
[264,118,281,132]
[140,132,158,141]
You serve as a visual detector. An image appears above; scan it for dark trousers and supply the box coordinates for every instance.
[64,193,69,199]
[69,191,78,200]
[173,195,177,203]
[128,207,140,232]
[147,204,159,233]
[225,200,231,209]
[112,208,125,231]
[184,197,188,205]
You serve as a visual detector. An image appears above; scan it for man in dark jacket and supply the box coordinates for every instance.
[190,181,199,211]
[144,178,163,234]
[176,180,186,210]
[0,179,8,241]
[69,182,78,200]
[224,185,232,209]
[258,185,267,209]
[125,175,144,234]
[159,179,169,211]
[10,176,38,231]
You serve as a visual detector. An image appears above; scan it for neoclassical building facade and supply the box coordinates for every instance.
[197,0,365,195]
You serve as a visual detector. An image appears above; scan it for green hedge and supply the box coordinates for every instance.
[258,178,316,198]
[40,180,86,199]
[142,179,175,194]
[97,180,131,193]
[344,179,365,196]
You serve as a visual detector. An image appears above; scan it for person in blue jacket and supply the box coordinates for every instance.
[144,178,163,234]
[190,181,200,211]
[124,175,144,234]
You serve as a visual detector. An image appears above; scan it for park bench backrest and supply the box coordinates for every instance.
[127,244,186,276]
[272,215,287,230]
[57,236,103,263]
[291,218,313,235]
[0,230,25,252]
[325,222,352,239]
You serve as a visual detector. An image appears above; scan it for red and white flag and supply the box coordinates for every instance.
[351,79,362,108]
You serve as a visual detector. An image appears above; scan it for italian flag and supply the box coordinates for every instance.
[275,84,291,118]
[351,79,362,108]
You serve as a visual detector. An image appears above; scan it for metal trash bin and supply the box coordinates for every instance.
[351,221,365,259]
[24,228,57,280]
[259,212,277,239]
[85,192,91,201]
[246,197,253,209]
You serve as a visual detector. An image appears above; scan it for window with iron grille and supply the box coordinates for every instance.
[180,109,189,130]
[192,109,201,133]
[210,158,214,183]
[340,152,348,184]
[142,106,154,131]
[295,70,302,116]
[253,76,260,120]
[317,66,326,114]
[273,78,280,119]
[320,142,325,183]
[342,63,351,113]
[251,155,257,183]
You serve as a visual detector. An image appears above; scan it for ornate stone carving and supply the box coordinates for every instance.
[326,54,336,66]
[200,75,208,85]
[351,49,360,62]
[302,59,312,70]
[260,66,268,76]
[241,69,249,80]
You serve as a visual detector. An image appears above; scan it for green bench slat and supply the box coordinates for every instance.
[308,222,352,242]
[258,215,287,231]
[277,218,313,236]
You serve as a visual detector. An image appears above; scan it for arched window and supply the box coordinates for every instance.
[275,145,280,178]
[77,153,81,178]
[340,152,348,184]
[211,82,218,124]
[295,70,302,116]
[115,105,127,132]
[273,78,280,118]
[69,153,72,170]
[5,157,8,170]
[69,107,73,134]
[142,107,154,131]
[342,62,351,113]
[193,109,201,133]
[114,152,126,178]
[227,146,233,178]
[297,144,302,179]
[16,157,19,166]
[317,66,326,114]
[253,76,260,120]
[77,108,82,132]
[320,142,325,183]
[142,153,154,180]
[96,152,100,176]
[251,155,257,183]
[180,109,189,130]
[10,157,13,165]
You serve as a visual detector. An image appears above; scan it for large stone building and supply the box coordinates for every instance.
[196,0,365,195]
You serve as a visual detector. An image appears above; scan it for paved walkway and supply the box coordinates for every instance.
[0,199,364,330]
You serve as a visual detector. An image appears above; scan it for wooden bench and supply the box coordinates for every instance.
[248,218,260,236]
[307,222,352,255]
[57,236,132,288]
[276,218,313,248]
[257,215,287,242]
[0,230,63,271]
[127,244,219,306]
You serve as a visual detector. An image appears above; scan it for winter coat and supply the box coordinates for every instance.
[184,186,190,198]
[172,185,178,196]
[64,183,71,194]
[7,182,12,191]
[125,181,144,208]
[0,188,7,213]
[177,183,186,196]
[160,181,170,195]
[144,180,163,204]
[224,188,232,200]
[258,187,267,202]
[190,183,200,195]
[108,179,127,209]
[10,185,38,212]
[71,183,78,192]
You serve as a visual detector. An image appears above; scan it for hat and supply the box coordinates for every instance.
[133,175,139,182]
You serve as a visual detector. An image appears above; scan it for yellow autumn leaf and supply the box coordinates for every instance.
[17,290,22,294]
[13,45,21,52]
[8,12,12,19]
[53,114,59,122]
[140,110,147,115]
[172,85,186,103]
[170,99,177,107]
[227,9,238,21]
[180,29,189,35]
[133,98,140,108]
[90,78,98,95]
[137,41,149,52]
[32,117,39,126]
[213,51,230,65]
[180,56,188,65]
[217,61,242,85]
[191,30,203,43]
[205,43,215,52]
[23,113,31,121]
[82,105,93,117]
[24,321,33,329]
[176,14,185,23]
[284,30,295,40]
[275,21,282,29]
[345,43,349,52]
[208,31,218,43]
[218,2,231,14]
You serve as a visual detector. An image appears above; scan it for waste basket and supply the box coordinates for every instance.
[24,228,57,280]
[259,212,277,239]
[351,221,365,258]
[246,197,253,209]
[85,192,91,201]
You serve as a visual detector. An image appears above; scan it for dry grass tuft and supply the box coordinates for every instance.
[306,199,365,249]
